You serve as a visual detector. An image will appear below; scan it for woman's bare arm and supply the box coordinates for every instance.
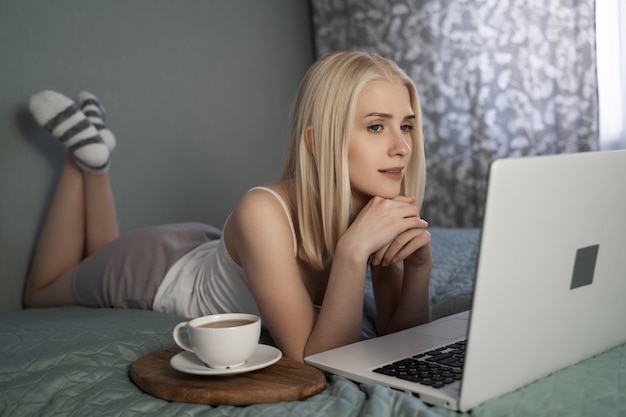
[226,190,368,362]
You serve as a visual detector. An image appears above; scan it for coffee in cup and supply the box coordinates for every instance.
[173,313,261,369]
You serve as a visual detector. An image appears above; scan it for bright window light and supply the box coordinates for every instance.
[596,0,626,149]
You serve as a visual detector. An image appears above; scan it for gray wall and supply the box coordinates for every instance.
[0,0,314,310]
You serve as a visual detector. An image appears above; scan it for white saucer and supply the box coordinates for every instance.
[170,344,282,376]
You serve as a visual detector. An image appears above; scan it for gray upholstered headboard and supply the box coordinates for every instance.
[0,0,313,311]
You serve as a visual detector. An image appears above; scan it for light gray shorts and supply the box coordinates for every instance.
[72,222,221,309]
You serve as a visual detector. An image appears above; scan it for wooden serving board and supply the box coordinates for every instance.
[130,348,326,406]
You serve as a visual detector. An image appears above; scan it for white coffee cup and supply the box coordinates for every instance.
[173,313,261,369]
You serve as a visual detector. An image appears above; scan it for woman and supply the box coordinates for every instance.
[24,50,432,362]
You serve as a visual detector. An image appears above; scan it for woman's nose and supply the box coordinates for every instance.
[389,130,411,156]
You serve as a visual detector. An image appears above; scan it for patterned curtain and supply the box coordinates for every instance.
[310,0,599,227]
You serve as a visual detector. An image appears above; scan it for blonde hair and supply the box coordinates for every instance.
[282,50,426,269]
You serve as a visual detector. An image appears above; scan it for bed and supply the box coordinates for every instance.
[1,227,625,416]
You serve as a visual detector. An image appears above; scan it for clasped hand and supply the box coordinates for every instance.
[350,195,432,269]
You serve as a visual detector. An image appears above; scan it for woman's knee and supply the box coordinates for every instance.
[24,270,78,308]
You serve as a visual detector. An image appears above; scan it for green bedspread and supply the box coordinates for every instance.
[1,228,624,416]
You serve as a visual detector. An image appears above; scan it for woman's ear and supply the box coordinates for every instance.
[304,126,314,153]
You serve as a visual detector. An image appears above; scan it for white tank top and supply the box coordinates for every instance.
[152,187,297,319]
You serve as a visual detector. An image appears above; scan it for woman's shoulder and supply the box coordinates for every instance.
[229,181,294,232]
[225,181,298,259]
[237,182,292,212]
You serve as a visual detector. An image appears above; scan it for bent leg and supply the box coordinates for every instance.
[25,269,78,308]
[84,170,119,256]
[25,157,120,308]
[24,155,85,308]
[25,91,120,308]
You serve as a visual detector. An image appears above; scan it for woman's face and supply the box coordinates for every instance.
[348,79,414,207]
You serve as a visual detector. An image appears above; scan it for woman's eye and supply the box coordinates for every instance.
[400,124,414,132]
[368,124,383,132]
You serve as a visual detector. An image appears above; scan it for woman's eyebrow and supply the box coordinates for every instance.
[364,112,416,120]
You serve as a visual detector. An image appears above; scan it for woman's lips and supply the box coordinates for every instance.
[378,167,404,180]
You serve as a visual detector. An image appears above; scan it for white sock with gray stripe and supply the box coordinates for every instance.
[29,90,111,172]
[78,91,116,151]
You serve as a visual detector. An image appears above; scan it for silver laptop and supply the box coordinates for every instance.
[305,150,626,411]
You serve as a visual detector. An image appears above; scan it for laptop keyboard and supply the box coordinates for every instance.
[373,340,466,389]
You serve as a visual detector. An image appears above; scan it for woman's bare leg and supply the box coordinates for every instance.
[24,155,120,308]
[25,154,85,307]
[25,90,118,308]
[84,166,119,256]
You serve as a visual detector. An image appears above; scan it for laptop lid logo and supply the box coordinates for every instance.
[570,244,599,290]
